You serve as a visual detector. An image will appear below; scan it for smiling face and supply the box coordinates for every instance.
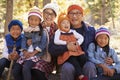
[43,8,56,23]
[96,34,109,47]
[10,25,22,39]
[60,19,70,32]
[28,15,41,28]
[68,9,83,28]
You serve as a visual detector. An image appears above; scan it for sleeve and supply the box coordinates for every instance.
[54,29,67,45]
[48,36,68,57]
[2,39,9,59]
[21,34,27,51]
[87,43,103,64]
[35,29,47,52]
[72,30,84,45]
[110,49,120,73]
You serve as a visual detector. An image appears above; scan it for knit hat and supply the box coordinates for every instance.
[95,27,110,39]
[43,2,59,16]
[57,12,69,29]
[28,6,42,20]
[8,20,23,32]
[67,4,83,15]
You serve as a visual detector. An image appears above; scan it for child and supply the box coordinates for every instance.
[31,3,59,80]
[88,27,120,79]
[13,6,47,80]
[0,20,23,78]
[55,13,88,80]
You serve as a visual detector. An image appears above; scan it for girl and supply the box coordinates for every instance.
[13,6,47,80]
[88,27,120,80]
[32,2,59,80]
[0,20,23,79]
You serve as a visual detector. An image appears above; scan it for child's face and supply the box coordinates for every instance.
[10,25,21,39]
[27,39,32,46]
[28,15,41,28]
[96,34,109,47]
[60,20,70,32]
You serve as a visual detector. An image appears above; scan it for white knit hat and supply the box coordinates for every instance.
[28,6,42,20]
[43,2,59,16]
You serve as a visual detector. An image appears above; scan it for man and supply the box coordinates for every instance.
[49,4,96,80]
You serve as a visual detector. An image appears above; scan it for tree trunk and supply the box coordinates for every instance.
[43,0,51,7]
[109,0,115,28]
[4,0,13,35]
[101,0,105,25]
[34,0,39,7]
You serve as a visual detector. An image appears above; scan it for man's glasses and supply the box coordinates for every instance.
[68,12,82,16]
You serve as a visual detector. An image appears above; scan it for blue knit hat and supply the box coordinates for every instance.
[8,20,23,32]
[95,27,110,39]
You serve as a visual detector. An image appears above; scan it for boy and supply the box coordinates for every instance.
[0,20,23,78]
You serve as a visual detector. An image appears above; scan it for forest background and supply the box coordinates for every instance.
[0,0,120,54]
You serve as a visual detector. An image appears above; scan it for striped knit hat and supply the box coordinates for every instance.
[28,6,42,20]
[95,27,110,39]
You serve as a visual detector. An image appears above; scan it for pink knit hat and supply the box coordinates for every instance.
[28,6,42,20]
[95,27,110,39]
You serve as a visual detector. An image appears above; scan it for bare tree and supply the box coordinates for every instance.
[4,0,13,35]
[43,0,51,7]
[109,0,115,28]
[34,0,38,7]
[101,0,106,25]
[28,0,32,8]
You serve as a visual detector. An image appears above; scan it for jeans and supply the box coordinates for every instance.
[23,60,35,80]
[12,63,23,80]
[0,58,10,77]
[91,74,120,80]
[61,61,96,80]
[67,54,87,76]
[91,67,120,80]
[32,69,47,80]
[13,60,35,80]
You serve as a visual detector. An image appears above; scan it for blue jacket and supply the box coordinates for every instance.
[88,43,120,73]
[48,21,95,57]
[5,34,23,55]
[21,29,47,56]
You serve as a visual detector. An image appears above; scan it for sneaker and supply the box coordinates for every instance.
[81,76,88,80]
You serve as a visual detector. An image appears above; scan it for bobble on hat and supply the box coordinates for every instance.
[95,27,110,39]
[67,4,83,15]
[28,6,42,20]
[43,2,59,16]
[8,20,23,32]
[57,12,69,29]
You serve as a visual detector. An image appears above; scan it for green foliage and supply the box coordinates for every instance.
[86,0,118,25]
[13,0,43,27]
[52,0,87,15]
[0,0,6,21]
[0,0,120,29]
